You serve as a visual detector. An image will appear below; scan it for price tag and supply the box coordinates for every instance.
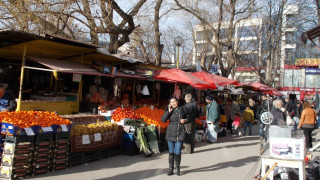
[82,135,90,145]
[94,133,101,142]
[121,105,124,109]
[61,124,68,132]
[140,124,145,127]
[24,128,35,136]
[42,127,53,132]
[150,105,154,110]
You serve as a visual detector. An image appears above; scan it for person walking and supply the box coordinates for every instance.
[182,94,199,154]
[257,94,270,141]
[243,105,254,136]
[205,95,220,143]
[298,102,317,149]
[161,97,186,176]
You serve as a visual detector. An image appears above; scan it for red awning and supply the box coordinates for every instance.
[191,71,239,86]
[154,69,216,90]
[245,82,283,96]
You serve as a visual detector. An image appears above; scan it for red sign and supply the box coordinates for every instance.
[279,87,320,92]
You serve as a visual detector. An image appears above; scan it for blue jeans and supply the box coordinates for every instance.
[259,123,265,138]
[167,141,183,155]
[243,121,252,135]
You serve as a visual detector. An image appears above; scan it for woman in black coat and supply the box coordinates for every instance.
[161,97,186,176]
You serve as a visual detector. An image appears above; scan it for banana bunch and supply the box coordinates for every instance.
[70,121,118,137]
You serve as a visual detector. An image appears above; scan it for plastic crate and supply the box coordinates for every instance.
[96,148,109,160]
[36,133,53,142]
[68,156,82,167]
[109,145,121,157]
[53,132,70,141]
[81,151,97,164]
[121,146,139,156]
[5,135,35,145]
[122,133,135,142]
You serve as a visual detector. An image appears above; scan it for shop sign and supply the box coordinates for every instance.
[72,74,82,82]
[305,68,320,74]
[209,64,219,74]
[279,87,320,92]
[295,58,320,66]
[92,61,116,75]
[135,69,154,77]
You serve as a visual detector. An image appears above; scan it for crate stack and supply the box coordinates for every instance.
[0,134,6,161]
[0,135,34,179]
[121,132,138,156]
[32,134,52,176]
[51,132,69,171]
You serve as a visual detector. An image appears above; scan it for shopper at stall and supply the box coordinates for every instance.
[243,105,254,136]
[0,84,16,112]
[284,97,295,118]
[298,102,317,149]
[182,94,199,154]
[161,97,186,176]
[270,100,285,126]
[206,95,220,143]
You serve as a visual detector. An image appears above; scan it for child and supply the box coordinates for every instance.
[243,105,254,136]
[232,112,241,136]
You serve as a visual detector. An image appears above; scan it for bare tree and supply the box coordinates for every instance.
[174,0,259,78]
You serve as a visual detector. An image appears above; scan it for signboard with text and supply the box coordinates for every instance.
[295,58,320,66]
[305,68,320,74]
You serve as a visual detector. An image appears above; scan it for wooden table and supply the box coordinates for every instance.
[261,150,306,180]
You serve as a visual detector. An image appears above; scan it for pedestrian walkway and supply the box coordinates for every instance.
[33,125,262,180]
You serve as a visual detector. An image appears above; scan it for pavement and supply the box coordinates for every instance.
[31,125,320,180]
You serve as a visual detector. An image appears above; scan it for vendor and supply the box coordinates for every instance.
[0,84,16,112]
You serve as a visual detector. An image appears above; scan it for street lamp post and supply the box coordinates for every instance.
[174,36,184,69]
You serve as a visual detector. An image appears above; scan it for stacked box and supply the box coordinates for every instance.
[52,133,69,171]
[33,134,52,176]
[0,135,34,179]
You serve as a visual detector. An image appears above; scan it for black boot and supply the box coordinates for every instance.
[175,154,181,176]
[167,153,174,176]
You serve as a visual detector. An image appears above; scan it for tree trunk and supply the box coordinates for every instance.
[154,0,164,66]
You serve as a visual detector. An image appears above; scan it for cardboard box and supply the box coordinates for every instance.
[269,126,294,138]
[269,137,306,160]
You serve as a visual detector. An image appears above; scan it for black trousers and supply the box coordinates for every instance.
[302,128,313,149]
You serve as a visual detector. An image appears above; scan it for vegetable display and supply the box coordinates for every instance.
[135,107,168,128]
[0,111,71,128]
[111,107,141,122]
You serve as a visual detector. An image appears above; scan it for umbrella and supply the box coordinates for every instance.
[154,69,217,90]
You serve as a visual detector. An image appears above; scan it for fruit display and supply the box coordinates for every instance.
[111,108,141,122]
[70,121,118,137]
[90,93,104,103]
[0,111,71,129]
[135,107,168,129]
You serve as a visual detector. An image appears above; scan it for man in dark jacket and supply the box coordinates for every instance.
[257,94,271,141]
[182,94,199,154]
[284,97,295,118]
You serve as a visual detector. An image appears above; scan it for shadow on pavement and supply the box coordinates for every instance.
[182,156,260,175]
[194,142,261,154]
[93,168,167,180]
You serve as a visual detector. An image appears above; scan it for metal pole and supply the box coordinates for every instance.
[16,45,27,111]
[177,46,180,69]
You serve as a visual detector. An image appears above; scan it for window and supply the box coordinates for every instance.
[285,49,295,64]
[238,53,258,67]
[237,26,259,38]
[305,74,320,88]
[285,32,296,44]
[286,15,296,28]
[238,40,258,51]
[196,43,212,52]
[219,28,228,39]
[196,31,213,41]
